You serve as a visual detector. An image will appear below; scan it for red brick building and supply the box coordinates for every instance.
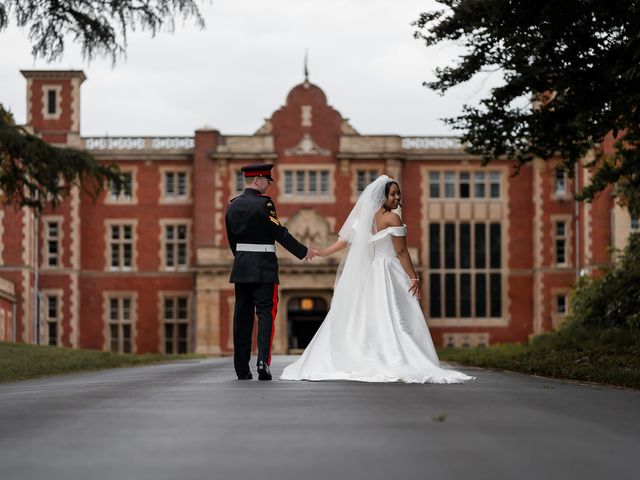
[1,69,636,353]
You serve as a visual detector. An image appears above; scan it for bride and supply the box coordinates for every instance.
[280,175,475,383]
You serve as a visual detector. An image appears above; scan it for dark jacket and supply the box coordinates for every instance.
[225,188,308,283]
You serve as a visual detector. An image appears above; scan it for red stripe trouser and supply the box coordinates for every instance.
[233,283,278,376]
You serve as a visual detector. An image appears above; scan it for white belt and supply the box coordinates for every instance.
[236,243,276,252]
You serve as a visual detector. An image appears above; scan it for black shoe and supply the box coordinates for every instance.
[237,371,253,380]
[257,361,272,381]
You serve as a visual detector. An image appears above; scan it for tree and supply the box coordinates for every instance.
[0,0,204,211]
[414,0,640,214]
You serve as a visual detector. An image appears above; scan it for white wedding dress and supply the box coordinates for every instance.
[281,176,475,384]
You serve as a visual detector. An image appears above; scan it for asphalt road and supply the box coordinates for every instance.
[0,356,638,480]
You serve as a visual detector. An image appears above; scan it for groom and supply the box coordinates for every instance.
[225,163,317,380]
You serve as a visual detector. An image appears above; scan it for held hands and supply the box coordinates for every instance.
[409,278,421,300]
[304,245,320,261]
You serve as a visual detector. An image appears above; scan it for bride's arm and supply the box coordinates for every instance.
[318,239,348,257]
[387,215,421,299]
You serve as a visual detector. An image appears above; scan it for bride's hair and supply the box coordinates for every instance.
[383,181,402,211]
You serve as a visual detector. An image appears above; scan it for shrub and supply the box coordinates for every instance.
[568,232,640,329]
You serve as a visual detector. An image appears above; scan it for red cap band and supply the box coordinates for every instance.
[244,170,272,177]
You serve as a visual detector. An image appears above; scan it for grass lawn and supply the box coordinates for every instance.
[438,326,640,389]
[0,342,203,384]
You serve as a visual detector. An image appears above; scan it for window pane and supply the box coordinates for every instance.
[445,273,456,317]
[444,172,455,198]
[123,244,132,267]
[178,244,187,265]
[475,273,487,317]
[166,173,175,195]
[48,296,58,318]
[178,324,188,354]
[309,171,317,193]
[177,172,187,195]
[429,223,440,269]
[460,223,470,269]
[555,221,565,236]
[557,295,567,314]
[474,172,485,198]
[166,225,174,241]
[474,223,486,268]
[48,322,57,346]
[429,274,441,318]
[123,225,132,240]
[490,273,502,317]
[177,225,187,240]
[111,225,120,240]
[284,171,293,194]
[556,240,566,264]
[177,298,188,319]
[122,173,132,197]
[110,299,119,320]
[459,172,470,198]
[47,90,56,114]
[122,324,131,353]
[429,172,440,198]
[236,171,244,193]
[296,171,305,194]
[122,298,131,320]
[460,274,471,317]
[444,223,456,268]
[164,298,174,319]
[357,171,366,193]
[555,169,566,194]
[490,172,500,198]
[490,223,501,268]
[48,222,59,237]
[111,244,120,267]
[321,171,329,193]
[165,324,174,354]
[166,243,174,267]
[110,325,119,352]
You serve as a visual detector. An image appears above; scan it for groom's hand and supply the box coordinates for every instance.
[304,245,318,261]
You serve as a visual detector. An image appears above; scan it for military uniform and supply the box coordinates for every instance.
[225,164,308,379]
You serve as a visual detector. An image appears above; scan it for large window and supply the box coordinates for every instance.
[428,221,503,319]
[165,171,187,198]
[429,171,501,200]
[555,169,567,196]
[283,169,330,196]
[109,223,134,270]
[163,296,190,354]
[162,223,189,269]
[108,296,133,353]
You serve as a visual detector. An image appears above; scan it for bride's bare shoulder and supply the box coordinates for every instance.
[384,212,403,227]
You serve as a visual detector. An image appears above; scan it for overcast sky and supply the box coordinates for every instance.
[0,0,502,137]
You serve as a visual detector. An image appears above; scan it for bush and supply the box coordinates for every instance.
[568,232,640,329]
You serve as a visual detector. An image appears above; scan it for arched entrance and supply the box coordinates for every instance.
[287,296,329,353]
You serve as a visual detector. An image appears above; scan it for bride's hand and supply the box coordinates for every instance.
[409,278,421,299]
[317,248,327,257]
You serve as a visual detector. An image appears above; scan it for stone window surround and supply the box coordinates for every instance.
[158,291,193,354]
[551,214,573,268]
[42,84,62,120]
[421,165,510,328]
[159,166,192,204]
[41,288,64,347]
[41,215,64,269]
[105,166,138,205]
[102,291,137,353]
[158,219,192,271]
[276,164,336,204]
[104,219,138,272]
[230,169,246,196]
